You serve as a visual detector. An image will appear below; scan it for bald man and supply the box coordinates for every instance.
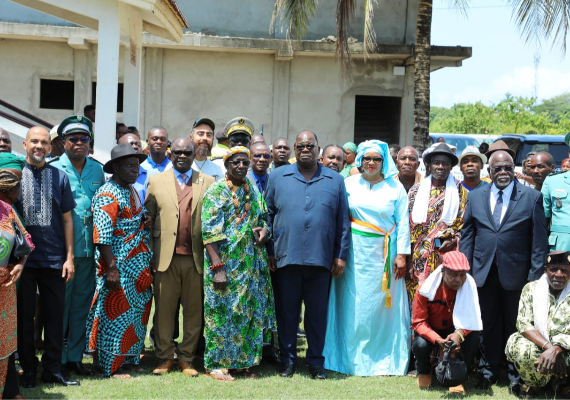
[252,134,266,145]
[0,128,12,153]
[528,152,555,191]
[395,146,422,193]
[17,127,79,387]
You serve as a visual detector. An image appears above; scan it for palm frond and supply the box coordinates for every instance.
[363,0,378,58]
[270,0,319,41]
[542,0,570,53]
[509,0,552,50]
[447,0,470,18]
[336,0,357,76]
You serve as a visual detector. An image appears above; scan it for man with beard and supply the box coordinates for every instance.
[17,127,78,387]
[528,152,555,192]
[140,127,171,178]
[460,150,548,394]
[319,144,345,173]
[247,142,272,196]
[458,146,488,192]
[50,116,105,378]
[395,146,422,193]
[265,131,350,379]
[190,118,223,179]
[0,128,12,153]
[272,138,291,169]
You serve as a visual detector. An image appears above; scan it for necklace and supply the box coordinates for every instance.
[443,290,453,312]
[195,159,207,171]
[225,175,251,224]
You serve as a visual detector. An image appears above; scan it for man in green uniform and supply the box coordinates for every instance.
[50,115,105,377]
[541,134,570,252]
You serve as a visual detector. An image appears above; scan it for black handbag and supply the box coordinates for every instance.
[435,342,468,387]
[11,221,31,258]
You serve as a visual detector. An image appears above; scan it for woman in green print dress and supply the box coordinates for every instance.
[201,146,276,381]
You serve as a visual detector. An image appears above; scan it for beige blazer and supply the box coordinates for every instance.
[145,169,215,273]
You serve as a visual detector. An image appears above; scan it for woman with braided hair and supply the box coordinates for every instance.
[0,161,35,399]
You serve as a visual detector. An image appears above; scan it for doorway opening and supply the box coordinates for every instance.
[354,95,401,145]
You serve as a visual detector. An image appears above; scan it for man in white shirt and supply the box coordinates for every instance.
[189,118,224,180]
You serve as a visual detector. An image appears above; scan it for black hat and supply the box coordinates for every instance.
[192,117,215,131]
[546,250,570,265]
[103,144,147,174]
[423,143,459,167]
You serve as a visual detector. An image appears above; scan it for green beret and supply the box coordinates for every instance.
[57,115,93,139]
[0,153,25,171]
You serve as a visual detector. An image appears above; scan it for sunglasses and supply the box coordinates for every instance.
[295,144,316,151]
[171,150,193,157]
[229,160,250,167]
[66,137,90,144]
[252,154,271,160]
[492,166,513,174]
[229,137,250,144]
[362,156,383,164]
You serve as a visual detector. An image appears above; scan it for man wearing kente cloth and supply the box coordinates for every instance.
[506,251,570,398]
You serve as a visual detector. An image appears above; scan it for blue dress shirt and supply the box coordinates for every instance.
[173,167,193,186]
[132,166,148,203]
[265,163,350,269]
[141,156,171,178]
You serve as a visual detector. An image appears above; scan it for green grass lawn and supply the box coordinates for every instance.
[19,310,548,399]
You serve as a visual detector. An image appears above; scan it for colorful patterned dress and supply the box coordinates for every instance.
[405,180,467,309]
[0,201,33,397]
[86,180,153,377]
[201,178,276,371]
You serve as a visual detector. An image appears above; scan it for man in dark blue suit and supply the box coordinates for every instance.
[459,149,548,393]
[265,131,350,380]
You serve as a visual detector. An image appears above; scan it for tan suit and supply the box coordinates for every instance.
[145,169,215,363]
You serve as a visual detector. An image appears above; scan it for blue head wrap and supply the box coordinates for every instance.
[355,140,398,180]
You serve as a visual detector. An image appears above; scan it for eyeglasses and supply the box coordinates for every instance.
[66,137,90,144]
[0,138,11,143]
[362,156,383,164]
[252,154,271,160]
[229,160,250,167]
[492,166,514,174]
[295,144,316,151]
[171,150,193,157]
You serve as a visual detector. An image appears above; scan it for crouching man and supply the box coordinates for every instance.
[412,251,482,394]
[506,251,570,398]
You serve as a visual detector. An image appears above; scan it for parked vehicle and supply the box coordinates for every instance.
[495,134,568,172]
[429,133,480,155]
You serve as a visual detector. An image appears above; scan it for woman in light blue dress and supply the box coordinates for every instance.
[323,140,411,376]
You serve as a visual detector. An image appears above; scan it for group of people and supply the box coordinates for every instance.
[0,111,569,398]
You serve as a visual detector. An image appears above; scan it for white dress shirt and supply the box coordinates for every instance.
[490,181,514,224]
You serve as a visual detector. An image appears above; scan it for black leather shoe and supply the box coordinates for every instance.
[40,372,80,386]
[278,364,295,378]
[66,362,95,376]
[21,371,36,388]
[309,366,327,380]
[476,377,495,390]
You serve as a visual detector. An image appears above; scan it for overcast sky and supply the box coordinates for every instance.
[430,0,570,108]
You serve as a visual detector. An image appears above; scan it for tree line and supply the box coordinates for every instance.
[429,93,570,135]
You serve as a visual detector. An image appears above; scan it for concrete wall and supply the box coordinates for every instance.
[1,0,418,43]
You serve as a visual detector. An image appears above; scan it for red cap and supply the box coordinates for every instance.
[442,251,470,271]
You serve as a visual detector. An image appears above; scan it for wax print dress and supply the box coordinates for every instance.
[201,178,276,371]
[324,175,411,375]
[86,180,153,377]
[0,201,33,397]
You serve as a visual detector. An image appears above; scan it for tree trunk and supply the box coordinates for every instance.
[412,0,432,153]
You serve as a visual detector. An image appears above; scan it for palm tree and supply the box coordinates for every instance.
[271,0,570,152]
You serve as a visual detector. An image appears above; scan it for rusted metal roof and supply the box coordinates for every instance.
[163,0,189,28]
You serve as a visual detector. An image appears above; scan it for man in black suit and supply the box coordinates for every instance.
[459,150,548,394]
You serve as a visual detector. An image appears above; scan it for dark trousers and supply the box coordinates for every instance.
[17,267,65,375]
[478,263,521,383]
[274,264,331,367]
[3,354,20,398]
[412,328,479,376]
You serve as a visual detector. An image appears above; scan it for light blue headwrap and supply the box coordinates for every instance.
[355,140,399,180]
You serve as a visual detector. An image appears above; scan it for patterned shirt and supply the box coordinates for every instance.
[16,161,75,268]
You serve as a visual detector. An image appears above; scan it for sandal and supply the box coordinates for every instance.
[207,369,235,381]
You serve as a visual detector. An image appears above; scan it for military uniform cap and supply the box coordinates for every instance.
[57,115,93,139]
[546,250,570,265]
[224,117,254,138]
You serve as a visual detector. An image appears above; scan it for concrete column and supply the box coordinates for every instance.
[399,65,414,147]
[93,1,120,162]
[142,47,163,137]
[271,59,291,144]
[122,7,143,130]
[72,46,92,115]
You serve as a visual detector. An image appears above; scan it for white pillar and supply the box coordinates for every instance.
[271,60,291,144]
[142,47,164,138]
[122,7,143,131]
[93,1,120,163]
[72,45,93,115]
[400,65,415,147]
